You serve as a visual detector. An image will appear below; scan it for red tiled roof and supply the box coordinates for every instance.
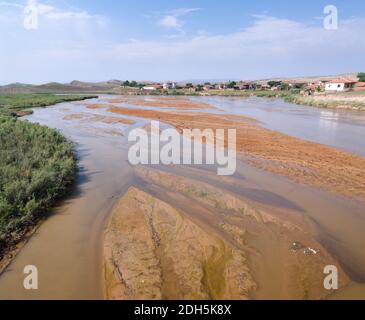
[329,78,357,84]
[356,82,365,87]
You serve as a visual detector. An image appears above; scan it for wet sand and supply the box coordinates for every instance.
[0,96,364,300]
[63,113,136,125]
[104,167,350,300]
[113,97,215,110]
[106,105,365,201]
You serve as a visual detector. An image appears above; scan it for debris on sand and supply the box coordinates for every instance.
[304,247,320,256]
[291,241,304,251]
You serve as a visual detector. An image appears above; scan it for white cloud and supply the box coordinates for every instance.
[159,15,181,29]
[158,7,200,34]
[107,15,365,80]
[0,12,365,84]
[171,8,201,16]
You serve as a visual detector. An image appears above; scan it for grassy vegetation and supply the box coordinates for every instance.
[283,94,365,110]
[0,93,97,260]
[0,93,98,117]
[0,116,76,259]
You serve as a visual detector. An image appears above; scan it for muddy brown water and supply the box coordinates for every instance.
[0,96,364,299]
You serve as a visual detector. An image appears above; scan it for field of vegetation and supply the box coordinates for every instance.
[0,93,97,117]
[0,93,96,262]
[0,115,77,260]
[0,117,76,260]
[282,94,365,110]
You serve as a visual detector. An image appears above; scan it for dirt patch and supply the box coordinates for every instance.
[108,98,130,104]
[63,114,88,120]
[63,113,135,125]
[15,110,33,117]
[104,187,255,300]
[141,123,162,134]
[153,97,190,100]
[314,94,365,103]
[107,106,365,201]
[86,104,111,110]
[126,97,215,110]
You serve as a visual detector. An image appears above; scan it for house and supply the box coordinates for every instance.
[261,84,271,91]
[238,82,256,90]
[162,82,177,90]
[303,81,326,94]
[303,84,320,96]
[143,84,162,91]
[355,82,365,90]
[325,78,357,92]
[203,85,214,91]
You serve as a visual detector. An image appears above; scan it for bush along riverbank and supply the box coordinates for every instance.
[0,93,98,117]
[0,116,76,267]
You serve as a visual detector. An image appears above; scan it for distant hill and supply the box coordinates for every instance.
[181,73,360,84]
[256,73,359,84]
[0,81,122,94]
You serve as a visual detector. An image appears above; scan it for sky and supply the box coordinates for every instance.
[0,0,365,84]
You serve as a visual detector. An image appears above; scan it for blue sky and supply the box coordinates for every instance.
[1,0,365,84]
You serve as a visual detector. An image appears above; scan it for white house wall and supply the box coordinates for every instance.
[325,83,345,91]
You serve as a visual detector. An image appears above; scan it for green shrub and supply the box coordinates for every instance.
[0,93,97,116]
[0,117,76,257]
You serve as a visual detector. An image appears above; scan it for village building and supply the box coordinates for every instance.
[325,78,357,92]
[203,85,215,91]
[238,82,257,90]
[355,82,365,91]
[260,84,271,91]
[143,84,162,91]
[162,82,177,90]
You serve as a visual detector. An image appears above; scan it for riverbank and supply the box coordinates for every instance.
[128,89,365,111]
[283,92,365,111]
[0,93,98,117]
[0,117,76,274]
[207,91,365,111]
[0,94,98,274]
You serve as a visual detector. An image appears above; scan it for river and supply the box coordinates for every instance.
[0,96,364,299]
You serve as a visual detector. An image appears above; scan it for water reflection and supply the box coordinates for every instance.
[198,96,365,157]
[319,110,339,133]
